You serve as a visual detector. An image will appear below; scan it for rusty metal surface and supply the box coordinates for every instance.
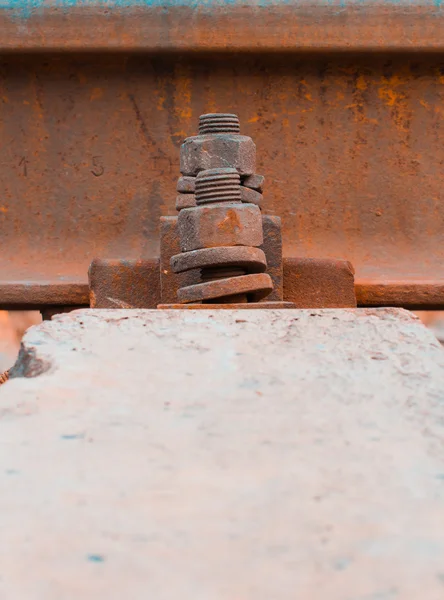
[87,256,357,309]
[88,258,160,309]
[284,257,357,308]
[260,215,284,302]
[355,281,444,309]
[160,217,200,305]
[2,3,444,52]
[0,49,443,307]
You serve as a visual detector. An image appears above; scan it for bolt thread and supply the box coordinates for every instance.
[195,168,241,205]
[199,113,240,135]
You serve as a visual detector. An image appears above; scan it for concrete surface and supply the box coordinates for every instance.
[1,308,444,599]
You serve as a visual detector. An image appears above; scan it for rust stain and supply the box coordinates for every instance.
[218,209,242,234]
[174,65,192,121]
[157,94,165,111]
[171,130,189,140]
[90,87,103,101]
[377,73,411,132]
[356,75,367,91]
[378,86,400,107]
[204,86,218,115]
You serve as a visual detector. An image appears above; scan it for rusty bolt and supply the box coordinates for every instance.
[172,166,272,303]
[178,195,263,254]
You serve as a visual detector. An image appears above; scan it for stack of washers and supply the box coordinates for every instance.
[171,113,274,304]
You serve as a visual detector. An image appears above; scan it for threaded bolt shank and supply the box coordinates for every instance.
[195,168,241,205]
[198,113,240,135]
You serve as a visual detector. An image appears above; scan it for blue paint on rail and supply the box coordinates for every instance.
[0,0,443,19]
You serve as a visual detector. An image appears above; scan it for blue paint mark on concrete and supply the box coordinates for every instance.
[60,433,84,440]
[333,556,352,570]
[87,554,105,562]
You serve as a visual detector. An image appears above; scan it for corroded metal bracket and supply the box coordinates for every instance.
[88,256,356,310]
[89,113,357,310]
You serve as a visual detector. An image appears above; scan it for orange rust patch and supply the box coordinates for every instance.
[217,209,242,234]
[90,87,103,101]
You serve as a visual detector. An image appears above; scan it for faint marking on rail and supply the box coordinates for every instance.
[19,156,28,176]
[91,156,104,177]
[128,93,167,157]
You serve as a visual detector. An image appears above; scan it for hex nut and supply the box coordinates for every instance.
[240,186,262,207]
[178,203,263,252]
[177,176,196,193]
[180,134,256,177]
